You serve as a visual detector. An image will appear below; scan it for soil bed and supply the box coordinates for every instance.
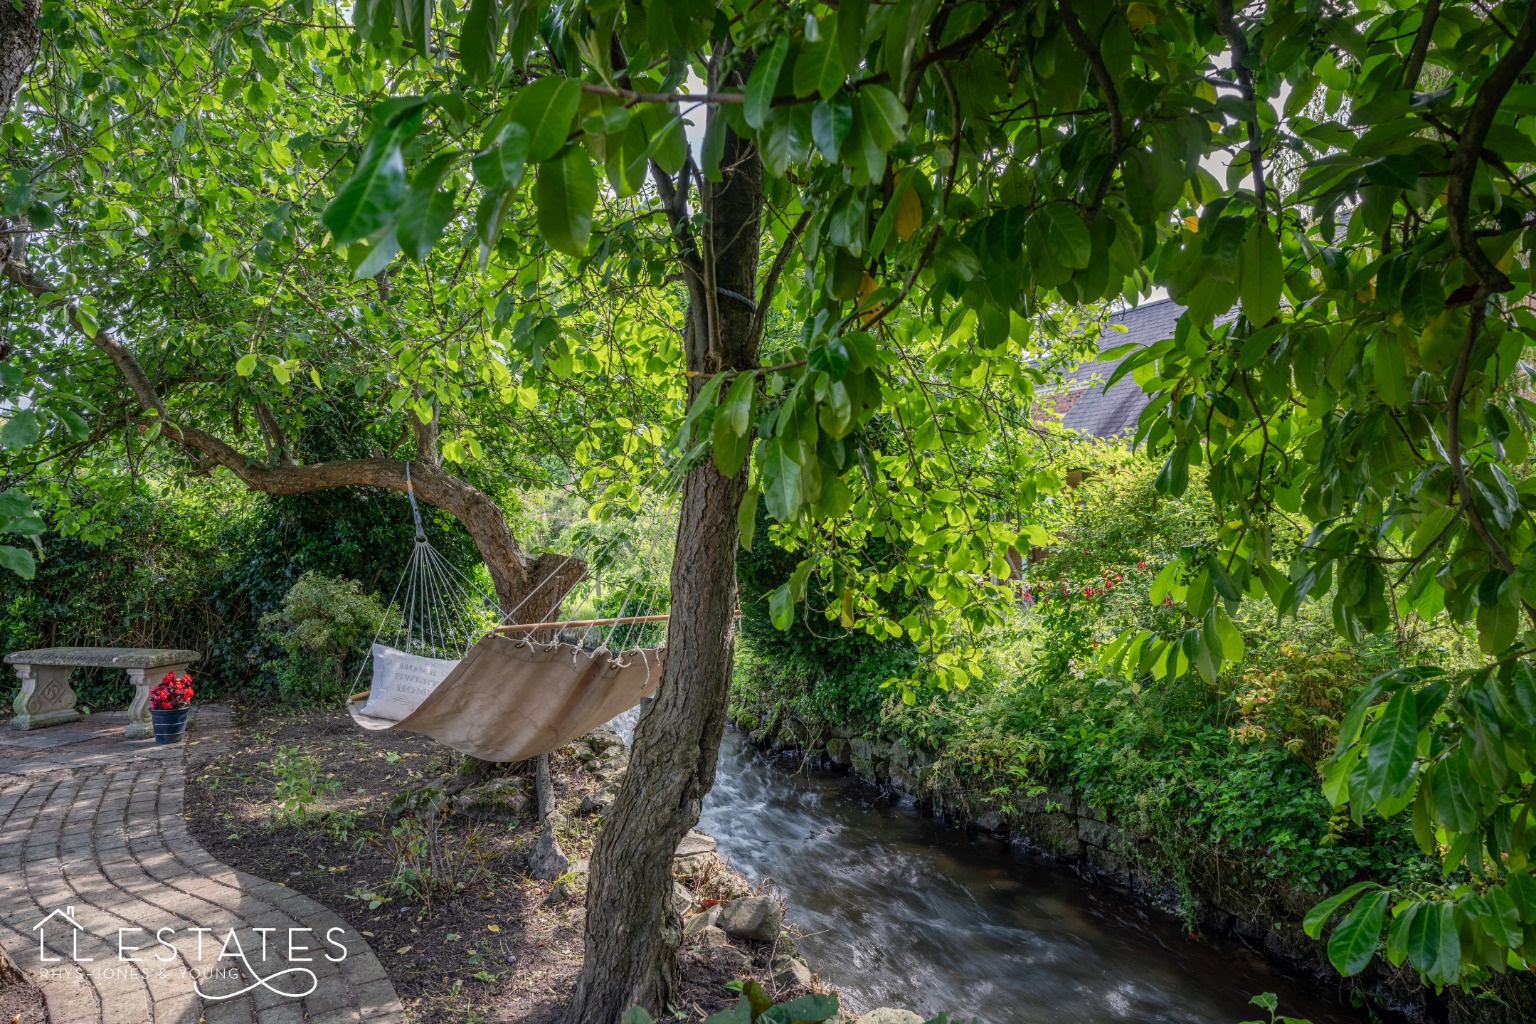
[0,949,46,1024]
[184,703,802,1023]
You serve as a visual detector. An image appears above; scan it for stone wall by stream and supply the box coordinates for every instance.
[744,712,1536,1024]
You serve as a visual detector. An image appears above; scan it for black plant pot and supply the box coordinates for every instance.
[151,707,190,744]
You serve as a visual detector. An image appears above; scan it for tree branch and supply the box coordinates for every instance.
[1444,294,1536,629]
[1212,0,1269,225]
[0,259,554,611]
[1402,0,1441,92]
[752,208,812,344]
[581,82,741,105]
[412,402,440,467]
[1059,0,1125,215]
[1447,1,1536,295]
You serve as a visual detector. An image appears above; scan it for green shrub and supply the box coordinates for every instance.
[267,743,341,826]
[259,572,386,705]
[0,481,480,709]
[737,442,1439,916]
[734,504,918,729]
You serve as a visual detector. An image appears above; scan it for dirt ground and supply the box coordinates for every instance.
[183,704,808,1024]
[0,946,46,1024]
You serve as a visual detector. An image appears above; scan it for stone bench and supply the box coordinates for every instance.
[5,648,201,739]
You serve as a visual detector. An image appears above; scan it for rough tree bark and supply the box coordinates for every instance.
[0,0,41,293]
[563,62,764,1022]
[0,0,38,116]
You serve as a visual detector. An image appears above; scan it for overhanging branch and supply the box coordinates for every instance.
[1447,1,1536,294]
[0,258,553,609]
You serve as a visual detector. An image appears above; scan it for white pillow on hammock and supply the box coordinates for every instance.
[361,644,462,722]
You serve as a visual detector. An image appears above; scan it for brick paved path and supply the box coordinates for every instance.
[0,709,406,1024]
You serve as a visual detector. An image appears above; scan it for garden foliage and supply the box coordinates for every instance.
[7,0,1536,995]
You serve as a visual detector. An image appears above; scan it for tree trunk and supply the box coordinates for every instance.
[564,93,764,1021]
[0,0,40,286]
[0,0,38,116]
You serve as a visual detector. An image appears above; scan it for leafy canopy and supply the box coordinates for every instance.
[325,0,1536,991]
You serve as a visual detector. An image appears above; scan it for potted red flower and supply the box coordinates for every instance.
[149,671,195,744]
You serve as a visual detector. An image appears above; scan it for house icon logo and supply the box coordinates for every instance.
[34,905,92,963]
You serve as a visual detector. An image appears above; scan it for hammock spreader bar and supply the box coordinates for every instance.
[494,613,670,632]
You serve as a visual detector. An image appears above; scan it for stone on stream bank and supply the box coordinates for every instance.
[718,896,783,943]
[858,1010,926,1024]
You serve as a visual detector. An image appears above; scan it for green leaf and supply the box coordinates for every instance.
[737,485,759,552]
[837,0,869,76]
[1476,600,1519,655]
[858,85,907,150]
[352,225,400,278]
[460,0,500,82]
[1365,686,1418,808]
[1364,155,1419,190]
[679,372,728,447]
[794,28,844,101]
[757,993,841,1023]
[400,0,431,56]
[713,412,752,476]
[1304,881,1377,938]
[1327,890,1388,976]
[762,437,803,523]
[235,353,259,377]
[723,371,756,436]
[1239,225,1282,325]
[769,582,794,630]
[1035,205,1091,271]
[1374,335,1407,408]
[1400,269,1445,327]
[0,410,40,451]
[475,187,513,268]
[745,36,790,130]
[701,114,726,181]
[812,474,853,519]
[56,409,88,441]
[473,124,530,190]
[536,146,598,257]
[1154,445,1189,496]
[807,340,850,381]
[0,545,35,580]
[509,77,584,162]
[354,0,394,45]
[1212,608,1244,663]
[323,137,406,247]
[399,151,461,261]
[812,96,854,162]
[1484,885,1524,948]
[1405,901,1462,986]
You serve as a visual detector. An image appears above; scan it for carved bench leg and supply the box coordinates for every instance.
[10,664,81,730]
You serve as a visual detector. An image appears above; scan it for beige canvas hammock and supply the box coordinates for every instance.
[348,632,663,762]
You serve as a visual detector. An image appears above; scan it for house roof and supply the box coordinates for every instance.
[1059,299,1185,438]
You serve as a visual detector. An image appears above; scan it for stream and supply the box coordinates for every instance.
[694,729,1366,1024]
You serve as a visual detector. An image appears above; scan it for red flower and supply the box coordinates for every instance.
[1138,560,1148,570]
[151,672,195,711]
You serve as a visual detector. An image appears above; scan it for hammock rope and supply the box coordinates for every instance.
[343,459,680,763]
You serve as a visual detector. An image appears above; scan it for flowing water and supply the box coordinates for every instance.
[694,729,1367,1024]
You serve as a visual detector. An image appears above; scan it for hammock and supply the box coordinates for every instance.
[345,462,670,763]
